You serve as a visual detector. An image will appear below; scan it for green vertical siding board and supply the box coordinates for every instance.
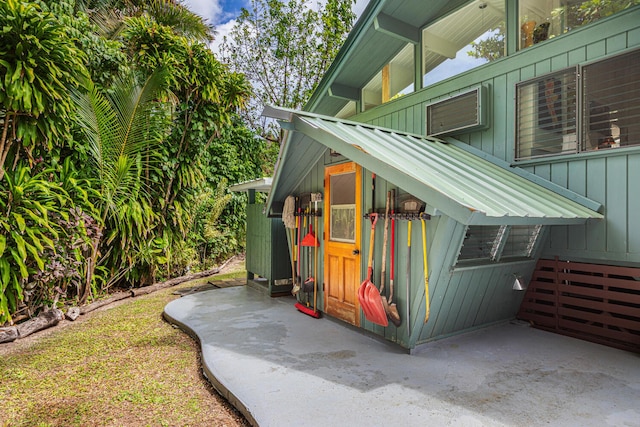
[606,33,628,53]
[548,163,570,252]
[446,270,481,334]
[492,74,508,161]
[392,111,400,130]
[535,59,551,76]
[629,26,640,46]
[606,155,628,253]
[485,266,519,323]
[533,163,551,181]
[415,218,464,344]
[472,267,502,325]
[431,272,464,337]
[629,153,640,254]
[460,267,494,330]
[415,103,423,135]
[568,47,587,66]
[568,160,588,251]
[398,108,406,133]
[551,54,569,71]
[406,105,415,134]
[384,114,392,128]
[586,157,606,252]
[520,64,535,81]
[586,40,607,60]
[550,162,569,187]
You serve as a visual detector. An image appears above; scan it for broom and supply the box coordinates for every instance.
[295,199,321,318]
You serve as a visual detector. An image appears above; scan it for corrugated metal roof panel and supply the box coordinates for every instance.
[264,107,603,225]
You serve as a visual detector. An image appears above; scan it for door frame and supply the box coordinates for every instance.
[323,161,363,325]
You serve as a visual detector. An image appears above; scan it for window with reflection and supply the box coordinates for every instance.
[422,0,505,88]
[515,48,640,160]
[362,43,415,111]
[519,0,639,50]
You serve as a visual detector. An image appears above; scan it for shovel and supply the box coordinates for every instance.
[358,213,388,327]
[379,192,396,322]
[387,190,401,326]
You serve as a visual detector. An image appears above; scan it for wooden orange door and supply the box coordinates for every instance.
[324,162,362,326]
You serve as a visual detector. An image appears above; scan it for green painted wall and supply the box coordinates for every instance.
[292,152,541,349]
[352,7,640,267]
[246,203,291,288]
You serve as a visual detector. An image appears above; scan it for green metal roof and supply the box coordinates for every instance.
[264,106,603,226]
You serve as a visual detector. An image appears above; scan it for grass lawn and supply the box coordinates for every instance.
[0,265,249,427]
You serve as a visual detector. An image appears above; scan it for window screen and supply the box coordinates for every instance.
[501,225,542,259]
[582,49,640,151]
[457,225,543,264]
[458,226,501,261]
[516,68,577,160]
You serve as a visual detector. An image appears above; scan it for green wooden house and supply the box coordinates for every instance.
[260,0,640,351]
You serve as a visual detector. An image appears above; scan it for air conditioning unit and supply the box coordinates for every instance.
[426,86,488,137]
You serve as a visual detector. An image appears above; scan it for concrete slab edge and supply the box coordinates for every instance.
[162,310,258,427]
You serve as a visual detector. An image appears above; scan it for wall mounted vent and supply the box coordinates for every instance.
[426,86,487,136]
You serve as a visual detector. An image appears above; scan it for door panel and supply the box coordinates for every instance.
[324,162,362,326]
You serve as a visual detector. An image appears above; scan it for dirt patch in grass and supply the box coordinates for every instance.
[0,259,249,427]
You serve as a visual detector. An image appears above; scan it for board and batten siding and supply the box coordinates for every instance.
[293,151,540,348]
[353,7,640,266]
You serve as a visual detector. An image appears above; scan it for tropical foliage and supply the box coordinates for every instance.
[220,0,356,137]
[0,0,353,324]
[0,0,264,324]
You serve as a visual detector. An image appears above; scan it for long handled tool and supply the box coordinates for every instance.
[380,192,390,314]
[358,214,388,326]
[295,202,302,292]
[421,214,430,323]
[406,220,412,336]
[387,190,401,326]
[284,196,298,295]
[296,221,320,318]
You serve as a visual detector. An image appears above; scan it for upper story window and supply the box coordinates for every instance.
[422,0,505,88]
[515,48,640,161]
[362,43,414,111]
[519,0,640,49]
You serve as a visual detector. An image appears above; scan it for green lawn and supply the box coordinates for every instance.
[0,269,248,427]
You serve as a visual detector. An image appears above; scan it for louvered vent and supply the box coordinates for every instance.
[426,87,487,136]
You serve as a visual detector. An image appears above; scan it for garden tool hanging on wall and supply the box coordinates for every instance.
[387,190,401,326]
[295,193,321,318]
[358,213,388,327]
[283,196,298,295]
[421,213,430,323]
[380,191,400,326]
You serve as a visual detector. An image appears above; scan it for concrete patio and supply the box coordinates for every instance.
[163,283,640,427]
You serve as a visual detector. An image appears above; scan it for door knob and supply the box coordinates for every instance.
[352,249,360,255]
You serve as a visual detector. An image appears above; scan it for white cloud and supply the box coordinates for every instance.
[181,0,371,55]
[354,0,368,16]
[210,19,237,54]
[181,0,224,24]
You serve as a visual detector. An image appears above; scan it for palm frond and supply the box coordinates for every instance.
[147,0,214,43]
[73,69,174,218]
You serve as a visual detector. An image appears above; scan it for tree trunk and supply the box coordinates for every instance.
[0,326,19,344]
[81,230,103,305]
[16,309,64,339]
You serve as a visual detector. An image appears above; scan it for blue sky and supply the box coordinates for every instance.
[182,0,370,52]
